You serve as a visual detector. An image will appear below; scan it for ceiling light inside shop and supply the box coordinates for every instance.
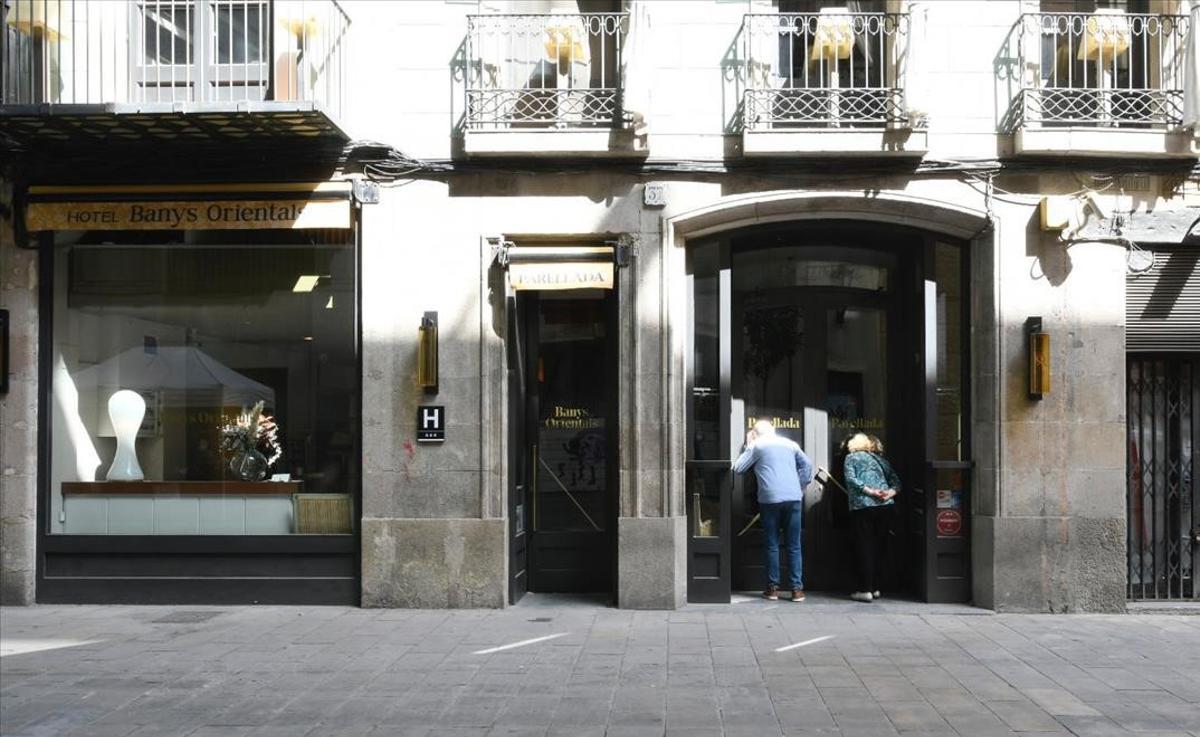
[325,296,334,309]
[303,336,314,342]
[292,275,320,292]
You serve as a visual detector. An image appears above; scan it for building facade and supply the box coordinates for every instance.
[2,0,1198,611]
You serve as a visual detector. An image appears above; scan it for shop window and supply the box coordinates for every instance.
[48,231,358,536]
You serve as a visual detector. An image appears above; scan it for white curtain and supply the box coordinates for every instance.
[1183,0,1200,130]
[622,0,652,134]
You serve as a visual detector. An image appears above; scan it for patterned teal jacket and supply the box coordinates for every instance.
[843,451,901,511]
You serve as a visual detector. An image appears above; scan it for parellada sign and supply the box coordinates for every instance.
[24,183,353,231]
[506,245,616,291]
[509,261,614,291]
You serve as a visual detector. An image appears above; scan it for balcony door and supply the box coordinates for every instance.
[135,0,269,103]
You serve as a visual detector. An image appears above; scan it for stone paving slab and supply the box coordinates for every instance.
[1,595,1198,737]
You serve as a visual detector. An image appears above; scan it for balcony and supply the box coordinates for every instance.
[463,12,644,158]
[0,0,350,150]
[1013,10,1196,159]
[741,10,925,157]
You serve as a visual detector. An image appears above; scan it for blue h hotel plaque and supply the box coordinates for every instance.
[417,405,445,442]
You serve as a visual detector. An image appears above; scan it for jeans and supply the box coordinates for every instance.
[851,505,891,593]
[760,500,803,590]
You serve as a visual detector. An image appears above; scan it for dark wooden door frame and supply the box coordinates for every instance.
[683,222,972,604]
[507,295,529,604]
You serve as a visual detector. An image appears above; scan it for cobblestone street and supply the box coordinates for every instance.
[2,596,1198,737]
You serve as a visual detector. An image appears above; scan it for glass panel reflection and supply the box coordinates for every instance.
[534,295,607,533]
[826,307,888,454]
[689,466,727,538]
[935,242,964,461]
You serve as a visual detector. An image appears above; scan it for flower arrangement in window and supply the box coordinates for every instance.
[220,401,282,481]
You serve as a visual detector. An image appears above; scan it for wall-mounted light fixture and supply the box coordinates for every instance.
[418,311,438,394]
[1026,316,1050,400]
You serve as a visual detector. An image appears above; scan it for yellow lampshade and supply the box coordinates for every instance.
[811,9,854,62]
[543,24,589,66]
[6,0,70,41]
[1077,10,1130,61]
[276,2,321,39]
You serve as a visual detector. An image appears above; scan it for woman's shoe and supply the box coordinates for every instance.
[850,591,874,603]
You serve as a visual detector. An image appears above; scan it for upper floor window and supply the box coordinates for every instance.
[137,0,268,103]
[1022,0,1187,127]
[744,0,912,130]
[466,1,628,130]
[1,0,349,115]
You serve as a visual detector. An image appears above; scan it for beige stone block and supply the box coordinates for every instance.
[1067,517,1126,613]
[1066,468,1125,520]
[361,517,506,608]
[1066,422,1124,472]
[1000,464,1066,519]
[617,515,685,610]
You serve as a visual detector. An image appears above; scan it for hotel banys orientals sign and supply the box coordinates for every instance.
[24,183,352,231]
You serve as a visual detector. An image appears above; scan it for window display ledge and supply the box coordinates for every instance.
[62,481,302,496]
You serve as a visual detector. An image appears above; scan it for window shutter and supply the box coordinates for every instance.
[1127,248,1200,352]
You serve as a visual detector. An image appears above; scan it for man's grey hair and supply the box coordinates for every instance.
[753,419,775,436]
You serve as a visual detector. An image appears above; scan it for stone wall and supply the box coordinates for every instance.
[0,182,38,606]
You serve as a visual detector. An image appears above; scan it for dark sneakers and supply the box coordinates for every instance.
[791,589,805,602]
[763,586,780,601]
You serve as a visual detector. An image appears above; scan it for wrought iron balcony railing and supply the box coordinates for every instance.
[1,0,350,119]
[743,11,911,131]
[1016,11,1188,129]
[466,12,628,130]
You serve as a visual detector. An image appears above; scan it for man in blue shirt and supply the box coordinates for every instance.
[732,419,814,601]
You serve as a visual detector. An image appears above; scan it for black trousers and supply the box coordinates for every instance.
[851,505,891,593]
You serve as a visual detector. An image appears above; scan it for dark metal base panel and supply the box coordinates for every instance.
[38,576,359,605]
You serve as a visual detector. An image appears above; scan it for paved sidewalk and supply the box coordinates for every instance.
[2,594,1199,737]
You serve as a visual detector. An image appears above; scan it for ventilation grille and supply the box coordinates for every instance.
[1127,249,1200,352]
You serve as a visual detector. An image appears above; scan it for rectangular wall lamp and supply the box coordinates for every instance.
[1026,316,1050,400]
[418,311,438,395]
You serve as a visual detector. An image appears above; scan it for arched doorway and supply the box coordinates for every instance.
[684,219,972,602]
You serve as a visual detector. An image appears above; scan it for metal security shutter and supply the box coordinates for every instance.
[1127,249,1200,352]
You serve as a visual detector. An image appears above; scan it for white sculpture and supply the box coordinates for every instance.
[106,390,145,481]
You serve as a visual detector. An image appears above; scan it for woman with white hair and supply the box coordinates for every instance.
[843,432,901,603]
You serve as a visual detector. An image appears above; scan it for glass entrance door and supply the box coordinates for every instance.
[731,289,894,593]
[685,226,974,603]
[515,291,617,595]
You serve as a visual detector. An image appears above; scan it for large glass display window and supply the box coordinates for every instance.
[47,229,358,537]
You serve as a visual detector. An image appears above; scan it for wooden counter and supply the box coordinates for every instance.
[62,481,302,496]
